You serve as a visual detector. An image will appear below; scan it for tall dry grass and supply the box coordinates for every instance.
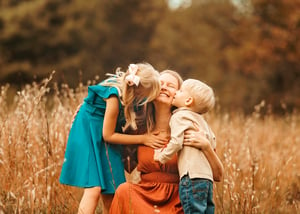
[0,74,299,213]
[209,103,300,213]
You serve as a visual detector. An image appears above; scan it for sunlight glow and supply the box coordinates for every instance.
[168,0,192,10]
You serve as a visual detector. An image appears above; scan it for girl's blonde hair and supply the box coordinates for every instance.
[101,62,161,131]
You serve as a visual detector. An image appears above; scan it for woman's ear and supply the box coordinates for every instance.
[185,97,194,106]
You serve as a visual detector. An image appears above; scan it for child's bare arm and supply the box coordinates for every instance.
[102,96,166,148]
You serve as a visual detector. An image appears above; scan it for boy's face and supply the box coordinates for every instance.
[172,85,191,108]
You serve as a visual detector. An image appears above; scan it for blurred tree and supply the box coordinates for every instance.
[0,0,35,7]
[0,0,108,85]
[101,0,168,70]
[250,0,300,111]
[0,0,299,112]
[149,0,300,112]
[221,0,300,111]
[149,0,257,111]
[0,0,167,87]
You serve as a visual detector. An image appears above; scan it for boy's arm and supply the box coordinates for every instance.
[154,113,187,164]
[154,139,182,164]
[184,130,223,182]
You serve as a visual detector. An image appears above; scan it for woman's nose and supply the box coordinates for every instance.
[161,83,167,90]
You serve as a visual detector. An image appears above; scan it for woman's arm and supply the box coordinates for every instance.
[184,130,224,182]
[102,96,167,149]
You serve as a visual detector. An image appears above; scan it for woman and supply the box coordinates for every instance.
[110,70,223,213]
[110,70,184,213]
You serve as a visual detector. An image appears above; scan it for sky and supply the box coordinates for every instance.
[168,0,192,9]
[168,0,248,10]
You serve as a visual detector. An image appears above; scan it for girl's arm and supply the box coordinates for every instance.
[184,130,224,182]
[102,96,166,149]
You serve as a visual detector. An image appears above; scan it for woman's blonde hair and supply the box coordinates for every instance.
[160,69,183,87]
[101,62,160,131]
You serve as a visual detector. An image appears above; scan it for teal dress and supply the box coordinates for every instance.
[59,84,126,194]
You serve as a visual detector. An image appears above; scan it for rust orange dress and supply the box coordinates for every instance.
[109,145,184,214]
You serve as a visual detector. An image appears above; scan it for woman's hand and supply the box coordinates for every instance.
[143,132,168,149]
[184,129,224,182]
[183,130,211,151]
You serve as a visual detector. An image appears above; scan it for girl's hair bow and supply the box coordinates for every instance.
[125,64,140,86]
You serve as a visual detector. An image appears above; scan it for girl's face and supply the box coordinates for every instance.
[155,73,180,105]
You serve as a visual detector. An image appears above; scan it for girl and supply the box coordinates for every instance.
[59,63,166,214]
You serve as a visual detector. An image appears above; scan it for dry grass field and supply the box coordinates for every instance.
[0,75,299,213]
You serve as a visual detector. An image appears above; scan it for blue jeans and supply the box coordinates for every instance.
[179,175,215,214]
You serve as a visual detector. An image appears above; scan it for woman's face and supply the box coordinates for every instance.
[155,73,180,105]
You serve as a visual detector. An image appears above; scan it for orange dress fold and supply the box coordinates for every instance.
[110,146,183,214]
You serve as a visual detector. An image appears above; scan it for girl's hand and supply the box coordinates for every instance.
[143,133,168,149]
[183,130,211,150]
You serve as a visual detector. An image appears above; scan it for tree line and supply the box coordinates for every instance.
[0,0,299,113]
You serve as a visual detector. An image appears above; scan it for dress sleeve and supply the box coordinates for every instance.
[85,85,120,106]
[103,86,119,99]
[89,85,119,99]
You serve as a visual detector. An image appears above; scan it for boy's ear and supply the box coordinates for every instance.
[185,97,194,106]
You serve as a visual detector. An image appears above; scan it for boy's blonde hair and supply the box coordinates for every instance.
[183,79,215,114]
[101,62,161,131]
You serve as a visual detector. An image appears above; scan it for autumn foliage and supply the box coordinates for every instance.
[0,0,299,112]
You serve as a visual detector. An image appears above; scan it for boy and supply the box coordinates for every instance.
[154,79,223,214]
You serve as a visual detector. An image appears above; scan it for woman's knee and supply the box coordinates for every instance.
[115,182,129,195]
